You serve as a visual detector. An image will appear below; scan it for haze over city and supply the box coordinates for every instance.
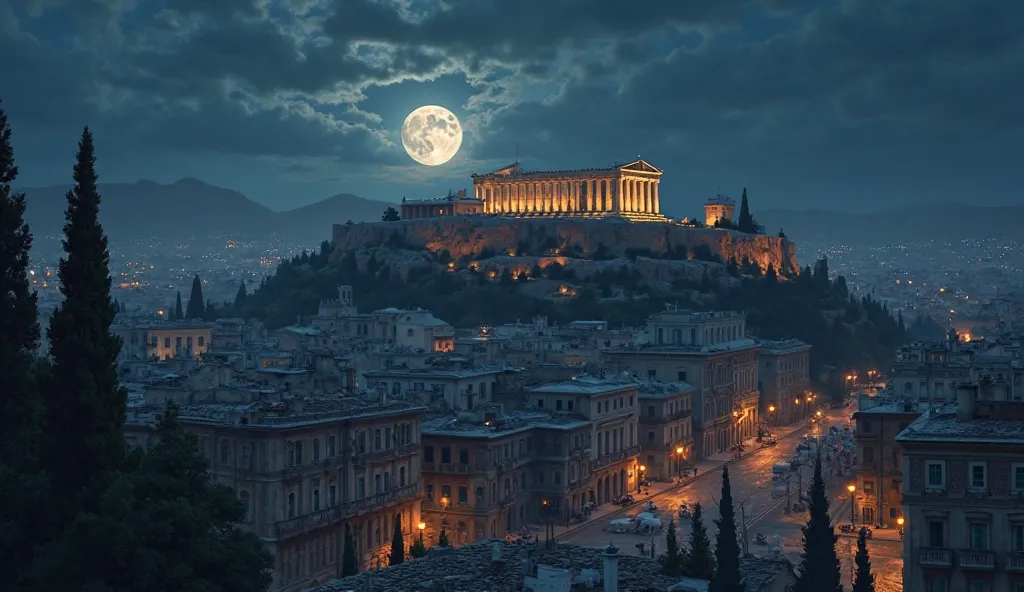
[3,2,1024,592]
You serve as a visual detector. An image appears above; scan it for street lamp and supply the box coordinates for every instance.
[768,405,775,427]
[676,446,684,479]
[417,521,426,548]
[897,517,905,539]
[638,465,647,493]
[847,484,856,524]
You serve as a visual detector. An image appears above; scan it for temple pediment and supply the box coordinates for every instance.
[617,159,662,174]
[475,163,521,177]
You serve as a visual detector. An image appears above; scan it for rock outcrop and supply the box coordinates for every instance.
[332,216,799,274]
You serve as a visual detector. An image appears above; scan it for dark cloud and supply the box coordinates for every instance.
[3,0,1023,209]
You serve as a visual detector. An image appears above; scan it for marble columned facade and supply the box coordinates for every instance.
[471,160,666,221]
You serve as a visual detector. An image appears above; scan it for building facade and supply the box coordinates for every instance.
[758,339,813,425]
[603,307,760,460]
[851,398,920,527]
[704,195,736,227]
[124,395,425,592]
[898,382,1024,592]
[400,189,485,220]
[113,322,213,362]
[470,160,666,222]
[637,381,695,481]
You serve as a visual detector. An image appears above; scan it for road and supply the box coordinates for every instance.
[561,409,903,590]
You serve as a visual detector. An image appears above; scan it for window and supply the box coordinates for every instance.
[329,484,337,506]
[677,371,687,382]
[860,420,872,433]
[556,399,563,410]
[374,429,382,450]
[239,491,251,521]
[198,335,205,346]
[175,336,181,347]
[399,466,406,487]
[164,337,171,347]
[1012,524,1024,552]
[969,462,987,490]
[441,447,452,463]
[220,440,231,464]
[312,488,320,511]
[424,446,434,462]
[968,522,989,550]
[927,520,944,547]
[1013,463,1024,492]
[476,486,485,505]
[425,484,433,501]
[536,399,544,408]
[862,446,874,464]
[924,577,946,592]
[862,480,874,495]
[458,486,468,503]
[328,436,337,457]
[968,580,989,592]
[287,492,296,518]
[313,438,321,461]
[926,461,946,489]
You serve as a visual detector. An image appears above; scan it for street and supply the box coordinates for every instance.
[558,409,903,591]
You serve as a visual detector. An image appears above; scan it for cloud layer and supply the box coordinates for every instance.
[3,0,1023,211]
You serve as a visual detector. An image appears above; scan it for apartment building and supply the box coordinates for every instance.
[637,380,695,481]
[124,393,426,592]
[851,397,920,527]
[371,307,456,353]
[362,366,512,411]
[892,333,1022,405]
[898,380,1024,592]
[113,321,213,362]
[528,375,641,504]
[758,339,812,425]
[603,306,760,459]
[419,407,592,546]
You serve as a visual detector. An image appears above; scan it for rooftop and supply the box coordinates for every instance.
[604,338,759,356]
[896,404,1024,444]
[637,380,695,398]
[421,410,590,437]
[364,366,508,380]
[529,374,639,395]
[757,338,811,354]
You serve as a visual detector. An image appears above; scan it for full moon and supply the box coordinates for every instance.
[401,105,463,166]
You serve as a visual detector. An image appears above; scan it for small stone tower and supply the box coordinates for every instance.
[705,194,736,227]
[602,542,620,592]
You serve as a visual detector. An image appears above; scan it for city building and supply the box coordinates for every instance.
[758,339,813,425]
[418,406,592,546]
[704,194,736,227]
[851,397,921,527]
[370,307,456,353]
[898,380,1024,592]
[400,189,485,219]
[636,380,695,481]
[892,332,1022,405]
[362,366,511,410]
[603,306,760,460]
[113,321,213,362]
[124,392,426,592]
[470,160,666,222]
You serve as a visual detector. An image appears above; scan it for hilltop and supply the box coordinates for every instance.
[19,178,391,242]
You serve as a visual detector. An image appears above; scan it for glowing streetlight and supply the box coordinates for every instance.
[639,465,647,472]
[896,517,904,527]
[676,447,684,454]
[768,405,775,412]
[847,484,856,524]
[417,522,426,531]
[440,496,450,509]
[795,398,801,404]
[816,411,823,418]
[897,516,905,539]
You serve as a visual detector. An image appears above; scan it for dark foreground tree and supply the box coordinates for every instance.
[792,454,842,592]
[0,98,49,588]
[661,517,684,575]
[382,206,400,221]
[234,281,248,315]
[186,274,205,318]
[342,526,360,576]
[685,501,715,579]
[709,467,744,592]
[28,402,273,591]
[853,528,875,592]
[438,527,451,547]
[409,529,427,558]
[390,516,406,565]
[44,127,126,514]
[174,290,184,320]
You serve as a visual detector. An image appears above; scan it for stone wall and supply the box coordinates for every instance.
[332,217,799,274]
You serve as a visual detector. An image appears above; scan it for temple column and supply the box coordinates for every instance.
[531,183,538,213]
[647,181,653,212]
[626,179,634,212]
[572,181,580,212]
[634,180,640,212]
[642,181,649,213]
[653,182,660,214]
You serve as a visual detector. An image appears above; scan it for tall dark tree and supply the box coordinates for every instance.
[0,99,42,470]
[409,529,427,558]
[389,516,406,565]
[438,527,450,547]
[44,127,126,510]
[174,290,183,320]
[29,402,273,592]
[684,502,715,579]
[234,281,248,315]
[342,526,359,576]
[792,454,842,592]
[0,99,48,588]
[737,188,753,232]
[661,517,684,575]
[185,274,205,318]
[852,528,874,592]
[382,206,400,221]
[709,467,744,592]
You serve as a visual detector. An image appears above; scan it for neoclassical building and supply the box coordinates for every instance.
[471,160,665,222]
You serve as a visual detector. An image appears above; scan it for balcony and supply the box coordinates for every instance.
[958,550,995,570]
[1004,554,1024,572]
[275,483,419,540]
[917,548,953,567]
[590,445,641,471]
[362,443,418,462]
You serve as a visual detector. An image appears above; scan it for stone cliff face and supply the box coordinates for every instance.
[332,217,799,274]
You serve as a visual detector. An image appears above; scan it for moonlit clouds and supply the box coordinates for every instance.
[2,0,1023,210]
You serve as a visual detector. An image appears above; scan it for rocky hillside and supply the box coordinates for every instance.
[332,217,799,274]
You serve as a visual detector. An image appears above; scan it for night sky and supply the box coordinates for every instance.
[3,0,1022,213]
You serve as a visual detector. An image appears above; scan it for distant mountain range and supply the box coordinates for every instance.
[756,204,1024,246]
[19,178,392,243]
[18,178,1020,246]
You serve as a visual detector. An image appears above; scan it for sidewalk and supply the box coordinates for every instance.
[831,496,904,542]
[532,416,822,540]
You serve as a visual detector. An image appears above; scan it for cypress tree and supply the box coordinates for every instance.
[662,517,683,575]
[44,127,126,508]
[185,274,205,318]
[0,99,42,470]
[853,528,874,592]
[409,529,427,558]
[234,281,247,314]
[792,454,842,592]
[389,516,405,566]
[737,188,752,232]
[342,526,359,576]
[0,98,48,586]
[709,467,744,592]
[438,527,450,547]
[174,290,183,320]
[685,501,715,579]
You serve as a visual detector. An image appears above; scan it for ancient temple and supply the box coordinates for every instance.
[471,159,666,222]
